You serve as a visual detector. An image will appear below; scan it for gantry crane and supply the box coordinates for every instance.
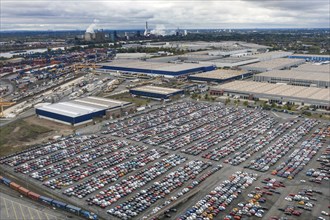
[0,98,15,118]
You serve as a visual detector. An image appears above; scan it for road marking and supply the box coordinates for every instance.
[19,204,26,220]
[2,197,9,217]
[37,209,42,220]
[11,200,18,220]
[28,207,34,220]
[45,212,50,220]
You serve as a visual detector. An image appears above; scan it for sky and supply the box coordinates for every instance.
[1,0,329,31]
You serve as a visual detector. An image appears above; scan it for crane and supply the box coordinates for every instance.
[0,98,15,118]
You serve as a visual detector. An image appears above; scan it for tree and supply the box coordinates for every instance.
[204,93,209,100]
[243,101,248,106]
[225,98,231,105]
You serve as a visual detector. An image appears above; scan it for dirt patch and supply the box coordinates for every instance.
[0,116,74,157]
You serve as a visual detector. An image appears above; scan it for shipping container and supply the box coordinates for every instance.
[18,187,29,196]
[66,204,81,214]
[52,200,67,209]
[28,191,40,200]
[39,196,53,205]
[2,177,11,186]
[10,182,20,191]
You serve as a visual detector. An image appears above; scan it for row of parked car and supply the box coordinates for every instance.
[306,127,330,184]
[115,103,211,139]
[248,119,320,172]
[15,137,114,174]
[63,148,168,199]
[182,111,268,156]
[272,125,327,179]
[108,160,212,219]
[143,105,230,146]
[227,120,298,166]
[141,164,223,220]
[1,135,99,167]
[30,139,130,181]
[104,102,199,134]
[202,115,275,161]
[41,143,147,189]
[129,105,227,142]
[177,171,257,220]
[226,177,285,219]
[161,107,247,151]
[88,154,187,208]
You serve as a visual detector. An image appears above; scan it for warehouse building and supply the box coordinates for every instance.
[240,58,305,72]
[294,63,330,73]
[36,96,134,126]
[247,51,293,61]
[130,85,184,100]
[288,54,330,61]
[98,60,215,77]
[253,70,330,88]
[210,81,330,109]
[202,57,259,68]
[188,69,253,83]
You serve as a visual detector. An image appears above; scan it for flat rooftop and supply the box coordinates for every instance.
[190,69,248,79]
[99,60,209,72]
[290,54,330,58]
[241,58,305,69]
[212,81,330,104]
[37,96,131,118]
[248,51,293,59]
[256,70,330,82]
[294,63,330,73]
[131,85,183,95]
[212,56,258,64]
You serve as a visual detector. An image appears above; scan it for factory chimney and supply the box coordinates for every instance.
[144,21,150,36]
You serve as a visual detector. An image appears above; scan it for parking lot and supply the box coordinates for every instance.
[0,192,60,220]
[0,100,329,220]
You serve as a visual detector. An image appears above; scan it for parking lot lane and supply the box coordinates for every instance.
[19,203,26,220]
[10,200,19,220]
[27,207,34,220]
[1,197,10,218]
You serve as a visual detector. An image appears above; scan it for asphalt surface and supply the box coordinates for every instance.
[0,100,329,220]
[0,188,70,220]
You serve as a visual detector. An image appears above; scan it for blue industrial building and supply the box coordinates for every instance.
[36,97,132,126]
[288,54,330,61]
[130,85,184,99]
[98,60,216,77]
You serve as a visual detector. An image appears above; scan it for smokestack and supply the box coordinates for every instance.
[144,21,150,36]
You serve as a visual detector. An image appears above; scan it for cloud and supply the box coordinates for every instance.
[0,0,329,30]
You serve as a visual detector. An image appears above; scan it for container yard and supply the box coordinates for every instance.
[1,100,329,220]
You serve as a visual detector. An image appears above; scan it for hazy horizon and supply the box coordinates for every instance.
[1,0,330,31]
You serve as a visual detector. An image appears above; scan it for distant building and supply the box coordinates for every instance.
[36,96,135,126]
[210,81,330,109]
[188,69,253,83]
[130,85,184,100]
